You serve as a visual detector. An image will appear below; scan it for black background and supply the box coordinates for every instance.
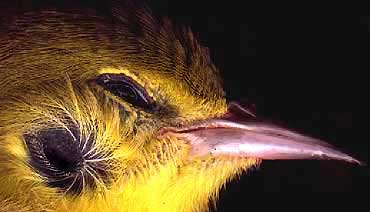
[145,0,369,210]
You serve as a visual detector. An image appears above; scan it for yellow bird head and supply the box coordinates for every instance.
[0,1,361,211]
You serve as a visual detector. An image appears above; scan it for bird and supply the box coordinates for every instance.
[0,0,362,211]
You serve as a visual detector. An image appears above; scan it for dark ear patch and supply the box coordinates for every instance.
[24,126,111,195]
[44,129,85,173]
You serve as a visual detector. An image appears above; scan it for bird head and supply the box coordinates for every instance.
[0,1,362,211]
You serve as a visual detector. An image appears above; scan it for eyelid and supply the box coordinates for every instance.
[95,73,155,109]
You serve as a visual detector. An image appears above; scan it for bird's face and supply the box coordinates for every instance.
[0,1,361,212]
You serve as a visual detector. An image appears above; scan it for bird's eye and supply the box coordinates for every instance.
[96,74,155,111]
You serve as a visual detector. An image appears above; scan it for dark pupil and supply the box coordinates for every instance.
[96,74,154,110]
[108,83,138,102]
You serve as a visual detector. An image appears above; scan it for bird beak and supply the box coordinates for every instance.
[160,103,362,165]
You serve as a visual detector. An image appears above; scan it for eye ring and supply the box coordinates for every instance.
[95,73,156,111]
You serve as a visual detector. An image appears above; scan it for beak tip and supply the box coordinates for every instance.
[325,153,365,166]
[338,158,364,166]
[354,159,366,166]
